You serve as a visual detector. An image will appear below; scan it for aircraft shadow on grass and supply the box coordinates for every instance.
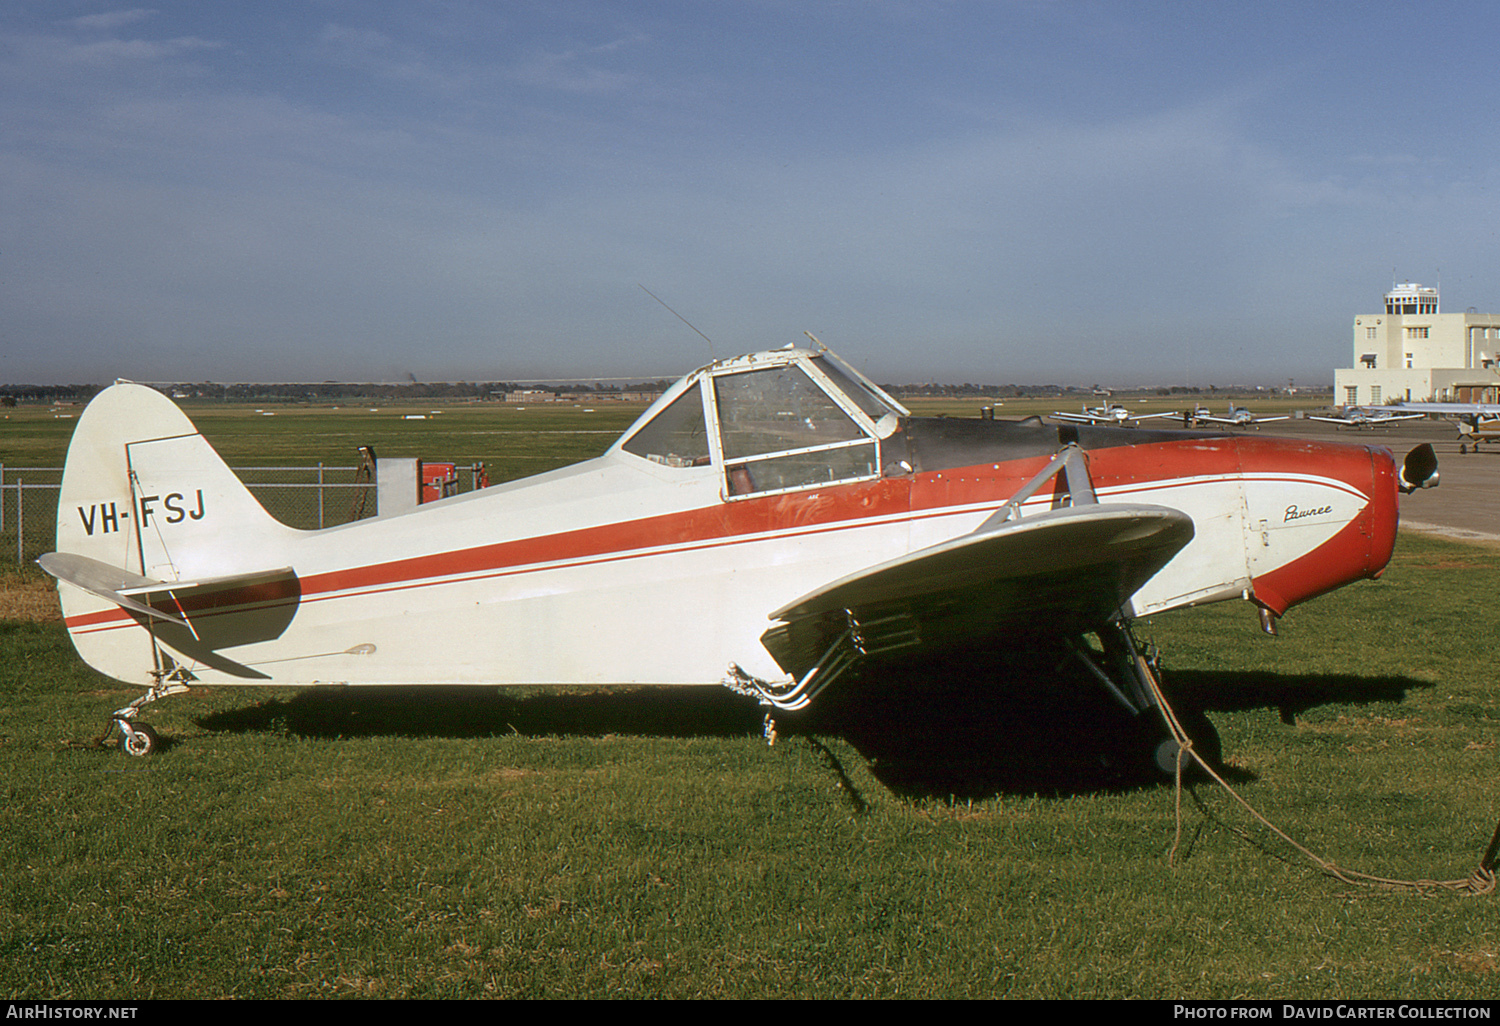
[1163,669,1430,725]
[195,666,1433,802]
[796,670,1430,800]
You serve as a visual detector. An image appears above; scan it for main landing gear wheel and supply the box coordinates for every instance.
[1149,707,1221,778]
[120,722,159,757]
[1066,623,1224,782]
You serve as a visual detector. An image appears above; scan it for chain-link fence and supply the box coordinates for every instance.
[1,463,486,565]
[0,466,62,566]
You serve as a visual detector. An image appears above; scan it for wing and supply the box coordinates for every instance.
[1124,411,1180,422]
[1049,411,1108,424]
[755,502,1194,708]
[1371,403,1500,416]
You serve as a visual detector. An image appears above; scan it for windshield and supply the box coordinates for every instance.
[621,384,710,467]
[713,363,877,497]
[714,365,866,460]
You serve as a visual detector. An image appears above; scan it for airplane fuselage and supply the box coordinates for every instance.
[58,411,1399,690]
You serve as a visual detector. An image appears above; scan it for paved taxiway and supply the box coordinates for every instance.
[1220,417,1498,544]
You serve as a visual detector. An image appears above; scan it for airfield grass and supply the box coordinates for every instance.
[3,396,648,479]
[0,399,1496,999]
[5,392,1306,471]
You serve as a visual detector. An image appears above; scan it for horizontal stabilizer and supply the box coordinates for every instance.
[39,552,295,631]
[117,566,299,601]
[39,552,189,626]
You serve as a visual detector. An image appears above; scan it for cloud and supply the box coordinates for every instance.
[0,78,1397,382]
[507,36,647,95]
[317,21,471,93]
[8,3,1500,385]
[44,7,219,65]
[64,35,221,63]
[63,8,158,32]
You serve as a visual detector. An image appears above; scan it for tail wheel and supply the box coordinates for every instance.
[120,723,159,757]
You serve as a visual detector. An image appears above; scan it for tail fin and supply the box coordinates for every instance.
[48,383,300,683]
[55,382,294,582]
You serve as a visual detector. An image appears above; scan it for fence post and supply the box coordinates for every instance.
[318,462,325,529]
[16,478,21,564]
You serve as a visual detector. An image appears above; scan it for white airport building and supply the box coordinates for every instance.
[1335,283,1500,406]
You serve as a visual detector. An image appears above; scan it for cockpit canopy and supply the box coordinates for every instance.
[615,346,907,499]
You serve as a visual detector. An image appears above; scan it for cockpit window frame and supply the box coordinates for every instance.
[705,354,885,501]
[612,347,903,500]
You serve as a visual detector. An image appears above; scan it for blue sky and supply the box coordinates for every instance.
[4,1,1499,386]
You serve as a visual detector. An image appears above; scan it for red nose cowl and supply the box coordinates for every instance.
[1249,444,1399,617]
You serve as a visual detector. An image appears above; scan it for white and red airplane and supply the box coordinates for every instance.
[1190,404,1290,429]
[1050,403,1181,427]
[41,342,1438,769]
[1369,403,1500,453]
[1307,407,1426,429]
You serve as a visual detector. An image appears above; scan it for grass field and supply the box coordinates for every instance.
[3,391,1308,468]
[0,396,1495,999]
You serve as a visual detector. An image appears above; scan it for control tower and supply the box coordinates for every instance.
[1335,282,1500,406]
[1383,282,1439,315]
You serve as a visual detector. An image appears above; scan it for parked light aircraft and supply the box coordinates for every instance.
[1190,404,1290,429]
[1307,407,1426,429]
[1456,416,1500,453]
[41,342,1439,771]
[1369,403,1500,454]
[1050,403,1180,428]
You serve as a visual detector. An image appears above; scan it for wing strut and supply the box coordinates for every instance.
[981,442,1094,528]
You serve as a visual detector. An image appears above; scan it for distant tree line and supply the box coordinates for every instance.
[179,380,679,400]
[884,382,1090,398]
[0,385,104,403]
[1,379,1330,403]
[0,381,675,403]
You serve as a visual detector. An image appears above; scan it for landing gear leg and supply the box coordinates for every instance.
[107,673,190,756]
[1069,620,1220,778]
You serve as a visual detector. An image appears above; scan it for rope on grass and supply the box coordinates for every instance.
[1141,648,1496,897]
